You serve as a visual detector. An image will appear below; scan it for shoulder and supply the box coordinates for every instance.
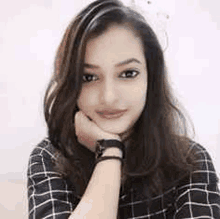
[27,138,79,218]
[27,137,61,180]
[173,141,220,218]
[185,140,219,185]
[189,140,215,162]
[29,137,56,161]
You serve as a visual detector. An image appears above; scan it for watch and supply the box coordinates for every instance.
[95,139,125,159]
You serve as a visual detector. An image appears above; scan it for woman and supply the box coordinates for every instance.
[27,0,220,218]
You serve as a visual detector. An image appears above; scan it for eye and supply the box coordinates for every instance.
[82,74,98,83]
[120,70,139,79]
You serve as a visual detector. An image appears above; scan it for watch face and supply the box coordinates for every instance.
[96,140,105,159]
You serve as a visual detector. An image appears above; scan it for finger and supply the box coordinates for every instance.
[76,111,104,140]
[74,111,82,136]
[79,111,92,126]
[75,111,91,133]
[81,112,102,136]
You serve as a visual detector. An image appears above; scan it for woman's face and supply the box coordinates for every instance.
[77,25,147,136]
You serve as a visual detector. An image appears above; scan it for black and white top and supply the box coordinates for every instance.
[27,138,220,218]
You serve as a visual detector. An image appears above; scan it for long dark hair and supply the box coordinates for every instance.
[44,0,199,205]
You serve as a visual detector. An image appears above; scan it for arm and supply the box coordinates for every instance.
[69,147,122,219]
[69,110,124,218]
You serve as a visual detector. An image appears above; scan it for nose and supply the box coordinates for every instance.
[100,79,118,105]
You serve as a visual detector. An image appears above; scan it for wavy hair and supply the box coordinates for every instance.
[44,0,200,208]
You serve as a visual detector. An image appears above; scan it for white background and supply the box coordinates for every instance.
[0,0,219,217]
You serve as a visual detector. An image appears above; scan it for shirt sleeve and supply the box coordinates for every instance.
[174,143,220,218]
[27,140,80,219]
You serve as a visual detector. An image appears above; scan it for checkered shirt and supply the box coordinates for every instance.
[27,138,220,218]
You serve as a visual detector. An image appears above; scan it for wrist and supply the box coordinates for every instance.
[102,147,123,158]
[95,139,125,159]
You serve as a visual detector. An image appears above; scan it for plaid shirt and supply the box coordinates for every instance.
[27,138,220,218]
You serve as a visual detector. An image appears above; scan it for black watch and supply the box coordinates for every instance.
[95,139,125,159]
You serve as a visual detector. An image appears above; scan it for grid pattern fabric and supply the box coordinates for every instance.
[27,138,220,218]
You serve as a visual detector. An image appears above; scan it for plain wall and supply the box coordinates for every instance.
[0,0,219,217]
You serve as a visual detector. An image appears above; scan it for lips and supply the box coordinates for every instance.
[97,109,127,119]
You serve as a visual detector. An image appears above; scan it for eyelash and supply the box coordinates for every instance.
[82,70,139,83]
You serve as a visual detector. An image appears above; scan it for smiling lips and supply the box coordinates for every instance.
[97,109,127,119]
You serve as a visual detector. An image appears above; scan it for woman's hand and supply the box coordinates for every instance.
[74,111,121,152]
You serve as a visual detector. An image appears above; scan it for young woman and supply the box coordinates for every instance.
[27,0,220,218]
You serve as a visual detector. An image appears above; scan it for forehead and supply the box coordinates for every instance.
[84,25,145,65]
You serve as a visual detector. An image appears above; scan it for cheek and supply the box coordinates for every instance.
[126,83,147,106]
[77,89,97,111]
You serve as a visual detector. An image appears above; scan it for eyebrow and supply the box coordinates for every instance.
[84,58,142,69]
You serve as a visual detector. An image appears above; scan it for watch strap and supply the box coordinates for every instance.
[95,139,125,159]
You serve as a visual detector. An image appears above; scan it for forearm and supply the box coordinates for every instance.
[69,147,122,219]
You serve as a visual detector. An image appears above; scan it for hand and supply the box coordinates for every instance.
[74,111,121,153]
